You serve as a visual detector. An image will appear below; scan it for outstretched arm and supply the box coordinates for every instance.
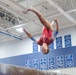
[52,18,59,40]
[54,18,59,32]
[23,28,37,43]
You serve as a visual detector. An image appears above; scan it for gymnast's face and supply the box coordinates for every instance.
[42,43,49,54]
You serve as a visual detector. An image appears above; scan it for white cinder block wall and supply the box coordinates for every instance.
[0,26,76,75]
[0,27,76,58]
[0,26,76,58]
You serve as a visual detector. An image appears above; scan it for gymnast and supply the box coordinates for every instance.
[23,7,59,54]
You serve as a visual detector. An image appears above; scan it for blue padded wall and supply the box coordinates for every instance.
[0,46,76,70]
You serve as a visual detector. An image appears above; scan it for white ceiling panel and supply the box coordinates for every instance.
[0,0,76,43]
[19,0,45,8]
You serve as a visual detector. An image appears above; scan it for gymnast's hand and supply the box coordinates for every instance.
[27,6,34,11]
[22,27,26,32]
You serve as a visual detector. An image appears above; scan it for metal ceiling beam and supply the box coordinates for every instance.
[5,22,30,30]
[1,0,76,30]
[0,1,29,22]
[47,8,76,19]
[0,1,43,30]
[46,0,76,24]
[17,1,46,9]
[4,4,76,30]
[5,8,76,30]
[0,31,22,40]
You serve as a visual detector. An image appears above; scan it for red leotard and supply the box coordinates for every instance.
[37,27,53,46]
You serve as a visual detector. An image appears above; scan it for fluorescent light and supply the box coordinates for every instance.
[16,27,23,33]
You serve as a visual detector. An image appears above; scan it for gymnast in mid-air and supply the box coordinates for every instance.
[23,7,59,54]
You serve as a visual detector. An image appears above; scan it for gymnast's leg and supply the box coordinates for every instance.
[27,7,53,30]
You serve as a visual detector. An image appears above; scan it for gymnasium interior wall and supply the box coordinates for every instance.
[0,26,76,58]
[0,26,76,75]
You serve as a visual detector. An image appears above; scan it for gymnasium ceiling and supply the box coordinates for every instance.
[0,0,76,43]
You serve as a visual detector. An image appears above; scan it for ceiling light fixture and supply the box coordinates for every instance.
[16,27,23,33]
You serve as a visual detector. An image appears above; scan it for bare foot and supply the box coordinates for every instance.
[54,18,58,22]
[27,6,34,11]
